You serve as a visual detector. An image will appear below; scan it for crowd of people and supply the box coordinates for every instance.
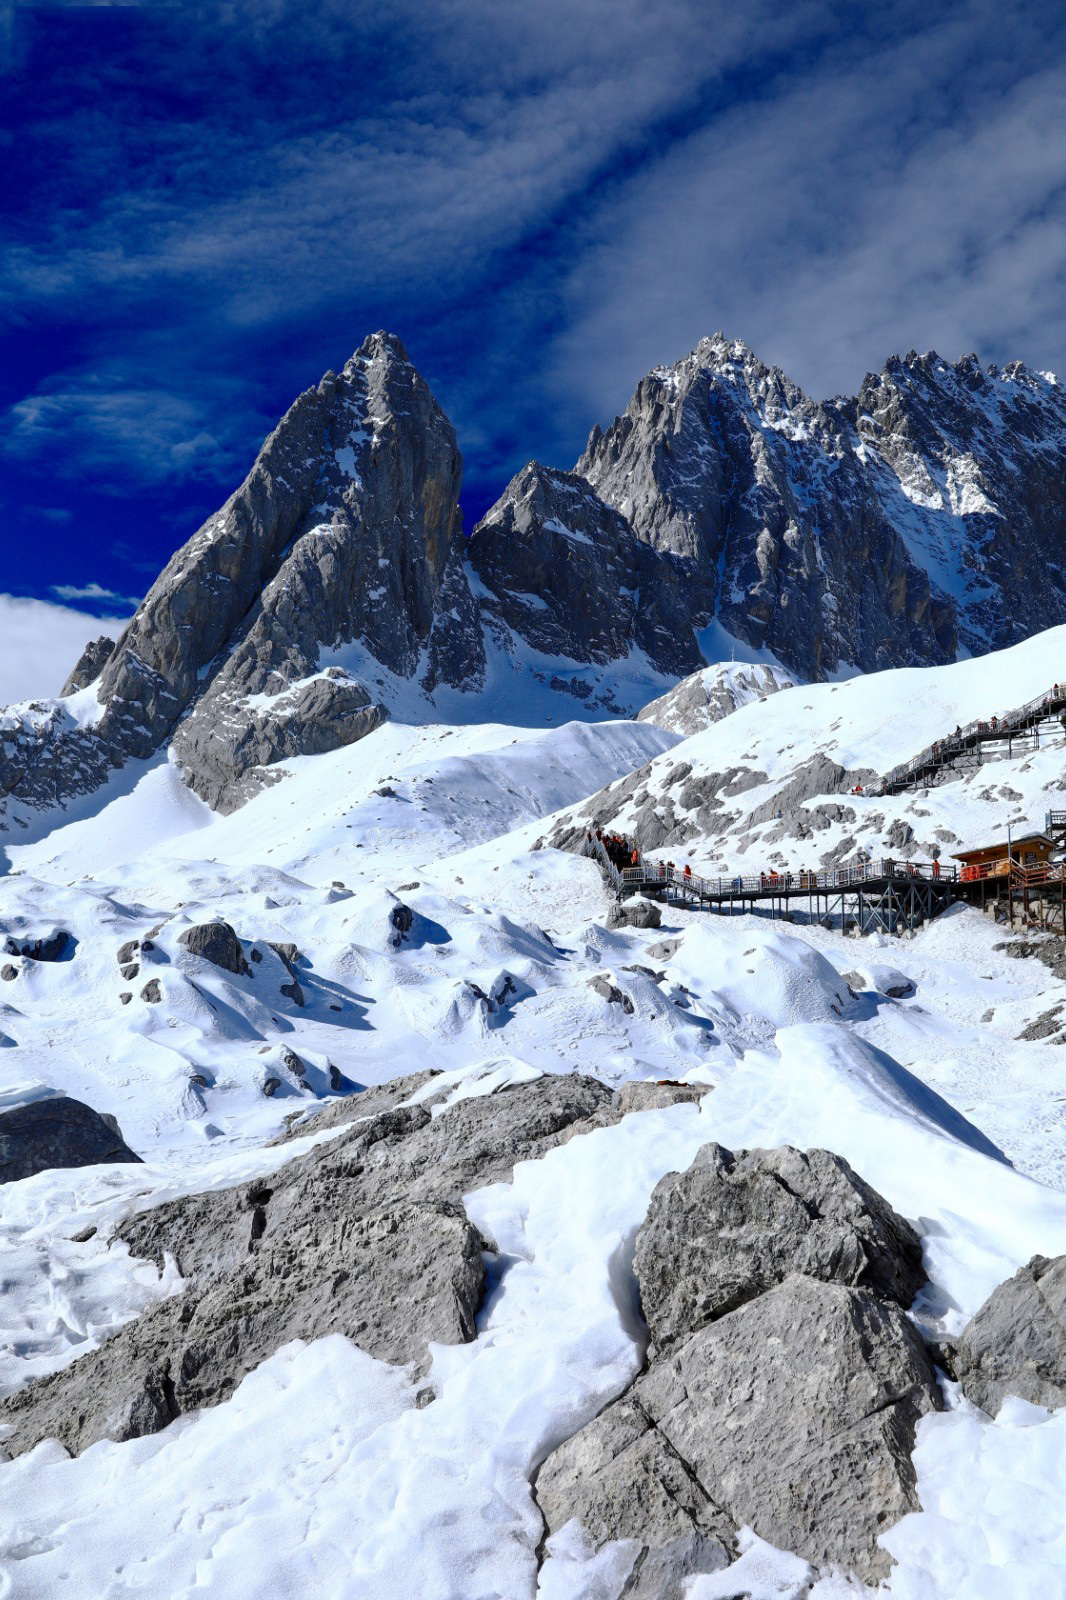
[589,829,639,872]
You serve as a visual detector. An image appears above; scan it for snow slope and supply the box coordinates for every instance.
[554,622,1066,873]
[2,633,1066,1597]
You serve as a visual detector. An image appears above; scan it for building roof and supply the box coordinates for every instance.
[952,832,1052,863]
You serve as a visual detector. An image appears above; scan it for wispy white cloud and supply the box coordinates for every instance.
[2,0,1063,517]
[50,580,141,607]
[1,370,259,487]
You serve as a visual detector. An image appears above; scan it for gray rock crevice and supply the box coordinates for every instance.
[535,1139,939,1589]
[0,1071,617,1458]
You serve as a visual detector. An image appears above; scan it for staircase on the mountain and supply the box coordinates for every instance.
[878,681,1066,795]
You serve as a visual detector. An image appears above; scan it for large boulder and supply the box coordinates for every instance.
[536,1275,941,1588]
[0,1094,141,1185]
[0,1072,617,1457]
[536,1140,937,1590]
[178,921,251,976]
[635,1142,926,1350]
[953,1253,1066,1414]
[605,898,662,930]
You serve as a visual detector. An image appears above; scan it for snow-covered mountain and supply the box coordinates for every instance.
[635,659,794,736]
[550,623,1066,871]
[4,329,1065,835]
[577,336,1066,677]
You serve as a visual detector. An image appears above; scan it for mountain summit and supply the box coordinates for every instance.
[2,331,1065,825]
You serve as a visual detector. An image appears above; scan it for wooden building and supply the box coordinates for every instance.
[953,832,1054,883]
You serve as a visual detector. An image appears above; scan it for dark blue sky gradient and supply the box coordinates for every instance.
[2,0,1064,614]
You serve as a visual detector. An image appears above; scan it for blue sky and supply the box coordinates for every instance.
[2,0,1065,617]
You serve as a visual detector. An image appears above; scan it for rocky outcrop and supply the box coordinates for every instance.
[535,1140,939,1588]
[0,1094,141,1185]
[605,898,661,930]
[0,1071,616,1457]
[582,339,1066,678]
[468,463,704,691]
[537,1275,940,1590]
[60,635,116,696]
[634,1141,926,1351]
[178,921,252,977]
[636,661,794,736]
[953,1252,1066,1414]
[3,929,71,962]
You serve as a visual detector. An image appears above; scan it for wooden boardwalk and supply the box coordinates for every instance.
[584,813,1066,936]
[584,839,957,934]
[876,681,1066,795]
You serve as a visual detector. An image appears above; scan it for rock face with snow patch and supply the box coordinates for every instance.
[953,1252,1066,1414]
[535,1140,939,1587]
[0,1095,141,1185]
[0,1071,616,1456]
[60,635,116,696]
[578,336,1066,677]
[178,921,252,976]
[468,462,704,695]
[635,661,794,736]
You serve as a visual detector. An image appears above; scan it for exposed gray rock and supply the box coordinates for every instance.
[3,930,70,962]
[0,1072,617,1456]
[178,921,251,977]
[1017,1007,1064,1042]
[587,974,635,1014]
[537,1275,941,1584]
[635,1142,926,1351]
[268,941,301,970]
[140,979,162,1004]
[468,462,704,689]
[954,1253,1066,1413]
[605,898,662,930]
[1,965,16,981]
[0,1094,141,1185]
[61,635,116,696]
[637,662,794,737]
[271,1068,442,1145]
[617,1081,708,1114]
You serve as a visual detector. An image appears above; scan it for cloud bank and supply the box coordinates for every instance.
[0,595,131,704]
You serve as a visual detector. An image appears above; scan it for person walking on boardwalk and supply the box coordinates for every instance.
[932,857,941,880]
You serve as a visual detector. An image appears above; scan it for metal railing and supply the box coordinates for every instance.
[879,681,1066,794]
[618,857,955,901]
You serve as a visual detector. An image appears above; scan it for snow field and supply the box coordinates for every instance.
[2,636,1066,1595]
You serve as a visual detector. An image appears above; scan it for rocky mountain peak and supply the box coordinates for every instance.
[4,325,1066,835]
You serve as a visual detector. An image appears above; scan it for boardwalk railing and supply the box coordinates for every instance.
[878,681,1066,795]
[617,857,954,902]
